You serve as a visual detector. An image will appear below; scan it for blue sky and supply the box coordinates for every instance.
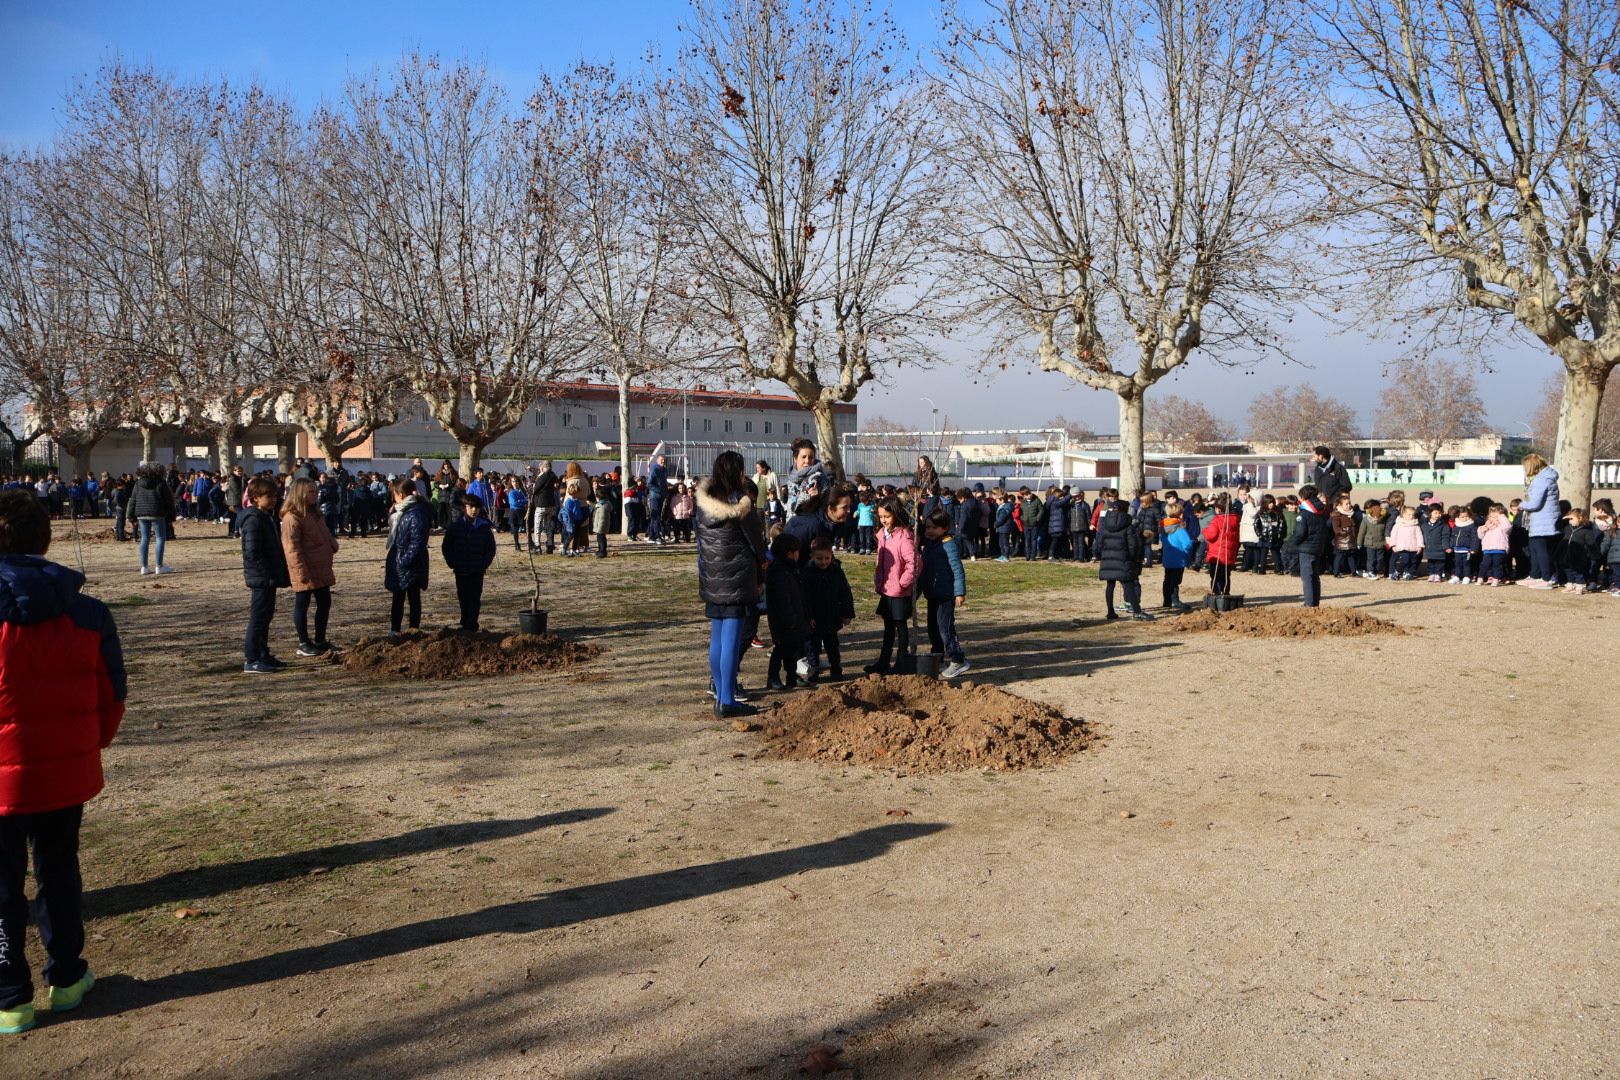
[0,0,1562,436]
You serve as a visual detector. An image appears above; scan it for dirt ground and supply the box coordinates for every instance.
[11,518,1620,1078]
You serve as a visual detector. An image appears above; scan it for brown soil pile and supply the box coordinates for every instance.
[1167,605,1402,638]
[341,628,601,679]
[756,675,1091,773]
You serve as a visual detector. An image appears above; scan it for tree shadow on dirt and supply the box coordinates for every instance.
[1352,592,1450,608]
[963,635,1182,681]
[84,807,615,919]
[87,822,946,1015]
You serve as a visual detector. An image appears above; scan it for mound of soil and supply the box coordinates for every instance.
[1167,605,1401,638]
[756,675,1091,773]
[341,628,601,679]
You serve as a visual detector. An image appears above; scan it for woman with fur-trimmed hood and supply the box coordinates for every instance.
[696,451,767,719]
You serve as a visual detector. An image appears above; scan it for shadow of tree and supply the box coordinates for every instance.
[89,822,946,1014]
[85,807,615,918]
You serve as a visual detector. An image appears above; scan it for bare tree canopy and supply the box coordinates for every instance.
[648,0,945,479]
[1146,394,1234,453]
[1246,383,1359,452]
[324,55,590,476]
[1376,358,1487,470]
[1312,0,1620,505]
[938,0,1312,498]
[1044,414,1095,441]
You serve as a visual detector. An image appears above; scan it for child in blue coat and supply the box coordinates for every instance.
[442,494,497,631]
[920,510,969,678]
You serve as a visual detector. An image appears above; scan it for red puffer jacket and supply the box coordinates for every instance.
[1202,511,1242,567]
[0,555,126,815]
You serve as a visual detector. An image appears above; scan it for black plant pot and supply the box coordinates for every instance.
[519,609,548,635]
[1203,593,1245,612]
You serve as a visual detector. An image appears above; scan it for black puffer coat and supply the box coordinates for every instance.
[1290,497,1332,558]
[128,474,175,520]
[239,505,290,589]
[1094,507,1143,582]
[695,485,766,609]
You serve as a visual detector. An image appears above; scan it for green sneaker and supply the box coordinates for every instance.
[48,969,93,1012]
[0,1002,36,1034]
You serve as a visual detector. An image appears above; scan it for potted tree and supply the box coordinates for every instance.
[520,542,548,635]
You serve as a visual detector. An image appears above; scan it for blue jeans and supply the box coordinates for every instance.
[646,495,664,542]
[1298,552,1322,607]
[708,616,747,706]
[137,517,165,570]
[1480,552,1508,581]
[1529,536,1557,581]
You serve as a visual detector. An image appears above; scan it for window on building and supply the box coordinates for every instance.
[724,419,733,433]
[638,416,647,430]
[536,410,546,426]
[744,421,753,433]
[764,421,772,434]
[703,418,712,432]
[659,417,667,431]
[684,418,691,431]
[561,412,572,428]
[804,423,811,435]
[345,406,358,423]
[587,414,597,428]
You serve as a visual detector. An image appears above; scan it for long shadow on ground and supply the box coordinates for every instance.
[88,822,945,1015]
[85,808,615,918]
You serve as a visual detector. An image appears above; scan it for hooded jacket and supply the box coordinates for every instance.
[695,486,767,608]
[1290,497,1332,558]
[920,534,967,600]
[1096,507,1144,581]
[0,555,126,814]
[1419,516,1453,560]
[765,557,810,643]
[1522,467,1562,538]
[129,472,176,520]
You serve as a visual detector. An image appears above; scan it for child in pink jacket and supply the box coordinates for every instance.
[1477,505,1512,585]
[1386,505,1424,581]
[867,497,916,674]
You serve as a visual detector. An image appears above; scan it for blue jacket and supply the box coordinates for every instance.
[1045,495,1071,535]
[506,486,528,513]
[466,478,496,511]
[920,535,966,600]
[442,513,497,576]
[994,503,1014,534]
[386,497,433,593]
[1420,517,1453,560]
[1160,516,1197,569]
[1522,467,1561,538]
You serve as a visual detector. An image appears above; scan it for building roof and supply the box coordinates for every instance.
[540,380,857,415]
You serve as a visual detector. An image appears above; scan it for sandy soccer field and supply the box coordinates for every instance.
[10,518,1620,1078]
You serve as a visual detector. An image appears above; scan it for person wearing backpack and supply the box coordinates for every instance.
[1158,493,1197,613]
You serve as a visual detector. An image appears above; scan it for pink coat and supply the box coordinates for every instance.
[1478,519,1511,552]
[1387,518,1424,553]
[874,526,916,598]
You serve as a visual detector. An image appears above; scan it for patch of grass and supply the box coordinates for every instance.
[110,594,153,608]
[966,559,1095,599]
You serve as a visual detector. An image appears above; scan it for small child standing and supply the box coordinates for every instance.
[240,476,291,673]
[442,494,497,631]
[993,494,1015,562]
[385,476,432,637]
[1478,504,1512,586]
[800,536,854,681]
[1357,501,1387,580]
[1450,507,1480,584]
[591,481,612,558]
[1387,505,1424,580]
[1329,494,1358,577]
[1561,508,1602,594]
[920,510,970,677]
[765,533,809,691]
[867,498,916,673]
[0,489,126,1034]
[280,476,339,657]
[1595,499,1620,594]
[1420,504,1453,582]
[855,492,877,555]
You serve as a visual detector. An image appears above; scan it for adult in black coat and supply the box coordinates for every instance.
[696,452,767,717]
[1312,446,1352,509]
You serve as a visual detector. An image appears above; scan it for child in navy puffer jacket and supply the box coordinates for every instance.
[442,494,497,631]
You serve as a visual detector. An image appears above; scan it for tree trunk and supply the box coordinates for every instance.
[1554,365,1610,510]
[277,434,296,476]
[458,441,484,479]
[1117,389,1146,501]
[812,401,844,483]
[618,371,633,537]
[214,427,239,474]
[140,425,158,464]
[1428,452,1438,472]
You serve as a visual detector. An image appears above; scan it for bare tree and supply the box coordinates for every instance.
[1312,0,1620,506]
[1146,394,1234,453]
[1045,414,1096,442]
[938,0,1312,498]
[1246,383,1359,452]
[543,62,714,530]
[1376,358,1487,470]
[647,0,945,479]
[1531,374,1620,461]
[325,55,589,476]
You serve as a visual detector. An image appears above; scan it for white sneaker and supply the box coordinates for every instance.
[156,565,176,575]
[1459,577,1471,585]
[941,660,971,679]
[795,658,811,680]
[1446,576,1459,584]
[139,566,152,576]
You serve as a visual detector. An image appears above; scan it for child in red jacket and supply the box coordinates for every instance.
[1201,492,1242,596]
[0,490,126,1034]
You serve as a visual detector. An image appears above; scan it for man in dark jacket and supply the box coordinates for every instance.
[1312,446,1352,509]
[239,477,290,672]
[442,494,497,631]
[530,462,559,553]
[1290,484,1332,607]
